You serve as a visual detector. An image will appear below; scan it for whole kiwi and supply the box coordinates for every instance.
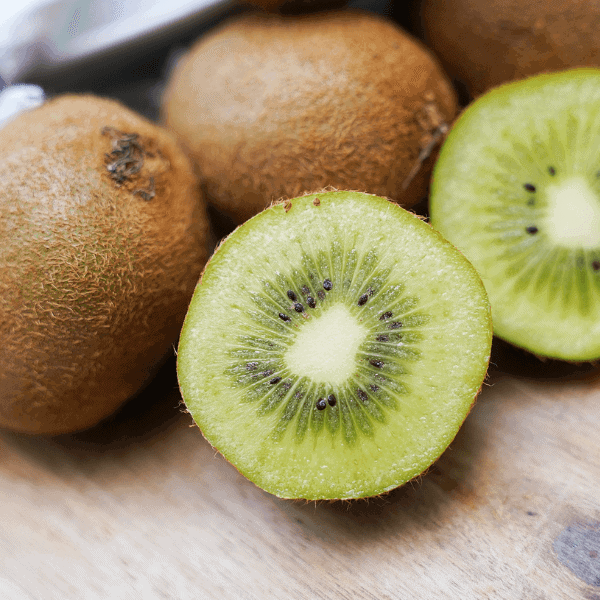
[419,0,600,98]
[0,94,209,435]
[161,10,457,223]
[239,0,347,14]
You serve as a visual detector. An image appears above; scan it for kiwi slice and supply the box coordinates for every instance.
[177,191,492,500]
[430,69,600,361]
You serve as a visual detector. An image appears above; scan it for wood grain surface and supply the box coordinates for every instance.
[0,341,599,600]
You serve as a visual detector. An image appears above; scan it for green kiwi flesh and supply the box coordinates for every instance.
[430,69,600,361]
[177,191,492,500]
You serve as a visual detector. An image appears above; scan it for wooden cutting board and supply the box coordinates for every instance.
[0,341,598,600]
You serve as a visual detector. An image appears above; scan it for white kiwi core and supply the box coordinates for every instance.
[544,177,600,248]
[284,303,367,385]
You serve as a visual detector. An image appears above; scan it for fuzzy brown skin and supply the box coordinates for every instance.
[241,0,348,14]
[161,10,457,223]
[420,0,600,98]
[0,95,209,435]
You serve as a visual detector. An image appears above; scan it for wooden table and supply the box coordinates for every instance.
[1,341,599,600]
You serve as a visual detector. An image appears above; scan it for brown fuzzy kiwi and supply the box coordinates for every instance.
[161,9,457,223]
[419,0,600,98]
[0,94,209,435]
[240,0,347,14]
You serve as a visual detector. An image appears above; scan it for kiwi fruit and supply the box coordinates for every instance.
[177,190,492,500]
[0,94,209,435]
[430,68,600,361]
[161,10,457,223]
[240,0,347,14]
[419,0,600,98]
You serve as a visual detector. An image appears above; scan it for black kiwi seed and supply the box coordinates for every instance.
[279,313,291,322]
[593,261,600,271]
[388,321,402,329]
[357,389,368,402]
[358,293,369,306]
[294,303,304,312]
[269,377,282,384]
[301,285,310,296]
[262,370,274,377]
[548,166,556,176]
[523,183,536,192]
[323,279,333,290]
[369,359,384,368]
[369,384,379,392]
[317,290,326,300]
[327,394,336,407]
[246,362,258,371]
[376,334,389,342]
[379,311,393,320]
[525,226,539,235]
[287,290,297,301]
[316,398,327,410]
[307,296,316,308]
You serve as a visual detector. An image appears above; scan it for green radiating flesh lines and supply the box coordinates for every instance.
[224,242,425,445]
[467,112,600,317]
[430,70,600,360]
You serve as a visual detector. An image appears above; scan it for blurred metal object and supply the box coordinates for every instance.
[0,0,233,84]
[0,84,45,129]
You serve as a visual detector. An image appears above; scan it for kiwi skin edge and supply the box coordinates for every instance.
[177,190,493,500]
[0,94,210,435]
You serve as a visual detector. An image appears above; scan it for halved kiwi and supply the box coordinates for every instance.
[430,68,600,361]
[177,191,492,500]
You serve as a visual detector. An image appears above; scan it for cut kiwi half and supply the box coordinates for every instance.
[430,68,600,361]
[177,191,492,499]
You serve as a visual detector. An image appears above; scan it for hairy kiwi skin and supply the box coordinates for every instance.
[420,0,600,98]
[240,0,348,14]
[161,10,457,223]
[0,94,209,435]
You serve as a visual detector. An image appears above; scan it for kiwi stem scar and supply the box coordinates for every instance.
[284,303,367,385]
